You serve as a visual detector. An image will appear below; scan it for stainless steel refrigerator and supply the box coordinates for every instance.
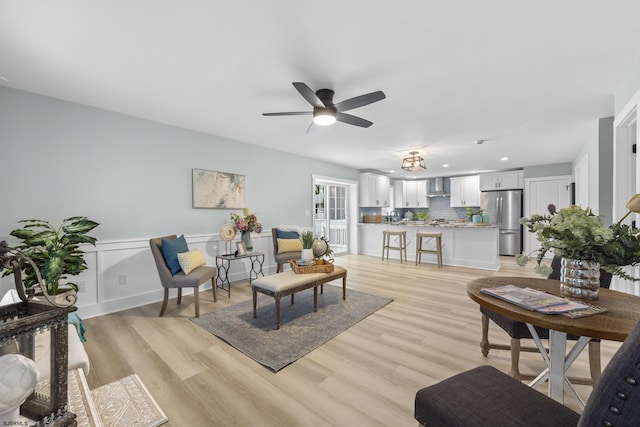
[480,190,522,256]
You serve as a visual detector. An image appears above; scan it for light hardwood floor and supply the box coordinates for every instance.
[83,255,621,426]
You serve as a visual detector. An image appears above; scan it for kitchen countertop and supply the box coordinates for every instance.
[358,222,497,228]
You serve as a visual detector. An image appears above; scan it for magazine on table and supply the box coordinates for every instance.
[560,303,608,318]
[480,284,594,314]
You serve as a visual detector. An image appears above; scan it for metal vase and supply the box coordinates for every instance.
[559,258,601,300]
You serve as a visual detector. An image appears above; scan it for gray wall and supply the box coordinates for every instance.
[598,117,614,225]
[523,163,572,179]
[0,87,358,243]
[615,53,640,115]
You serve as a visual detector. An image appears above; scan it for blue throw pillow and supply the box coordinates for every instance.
[162,235,189,275]
[276,229,299,239]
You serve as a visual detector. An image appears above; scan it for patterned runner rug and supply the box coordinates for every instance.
[191,285,393,372]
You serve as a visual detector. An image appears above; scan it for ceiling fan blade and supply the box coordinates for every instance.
[306,121,319,134]
[292,82,325,108]
[262,111,312,116]
[336,112,373,128]
[334,91,386,112]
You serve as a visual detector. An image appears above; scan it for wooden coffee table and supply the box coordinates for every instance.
[467,276,640,404]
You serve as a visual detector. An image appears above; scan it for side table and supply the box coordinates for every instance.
[216,252,265,297]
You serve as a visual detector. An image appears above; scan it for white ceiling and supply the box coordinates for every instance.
[2,1,640,178]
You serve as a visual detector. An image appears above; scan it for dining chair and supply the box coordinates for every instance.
[415,318,640,426]
[480,256,612,385]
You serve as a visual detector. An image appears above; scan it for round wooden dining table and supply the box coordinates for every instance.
[467,276,640,404]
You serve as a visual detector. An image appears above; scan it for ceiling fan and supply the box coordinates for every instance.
[263,82,385,132]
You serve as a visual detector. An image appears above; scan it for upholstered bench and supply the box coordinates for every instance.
[252,266,347,329]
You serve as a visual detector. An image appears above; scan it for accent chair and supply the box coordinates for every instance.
[150,235,217,317]
[271,227,302,273]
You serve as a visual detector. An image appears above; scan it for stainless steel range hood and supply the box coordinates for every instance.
[427,177,450,197]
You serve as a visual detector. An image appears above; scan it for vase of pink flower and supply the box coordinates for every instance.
[231,208,263,252]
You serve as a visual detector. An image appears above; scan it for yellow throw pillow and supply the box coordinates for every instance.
[177,248,206,274]
[277,238,303,254]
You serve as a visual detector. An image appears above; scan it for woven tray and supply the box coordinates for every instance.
[289,260,335,274]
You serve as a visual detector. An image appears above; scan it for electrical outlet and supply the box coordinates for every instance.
[118,275,128,286]
[77,281,86,293]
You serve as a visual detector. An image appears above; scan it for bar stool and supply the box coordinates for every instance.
[416,231,443,267]
[382,230,408,263]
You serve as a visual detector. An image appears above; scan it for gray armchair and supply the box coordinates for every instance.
[271,228,302,273]
[415,318,640,426]
[150,235,217,317]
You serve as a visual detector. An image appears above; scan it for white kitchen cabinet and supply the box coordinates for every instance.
[393,180,404,208]
[479,170,523,191]
[393,180,429,208]
[405,180,429,207]
[450,175,480,207]
[359,173,390,207]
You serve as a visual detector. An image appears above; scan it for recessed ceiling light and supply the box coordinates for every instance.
[389,170,395,173]
[442,164,449,168]
[501,157,509,161]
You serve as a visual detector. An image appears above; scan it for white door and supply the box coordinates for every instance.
[314,183,348,254]
[523,175,572,256]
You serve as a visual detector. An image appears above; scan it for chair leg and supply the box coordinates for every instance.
[211,276,217,302]
[509,338,522,380]
[194,286,200,317]
[159,288,169,317]
[277,263,283,273]
[403,235,407,263]
[177,288,182,305]
[588,340,601,385]
[481,314,490,357]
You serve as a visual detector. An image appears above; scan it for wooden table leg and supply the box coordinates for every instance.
[252,288,257,318]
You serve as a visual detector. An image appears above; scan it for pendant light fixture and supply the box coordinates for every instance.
[401,151,426,172]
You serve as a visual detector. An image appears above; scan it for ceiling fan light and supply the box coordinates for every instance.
[313,112,336,126]
[401,151,426,172]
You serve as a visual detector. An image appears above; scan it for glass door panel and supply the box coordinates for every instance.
[314,183,348,254]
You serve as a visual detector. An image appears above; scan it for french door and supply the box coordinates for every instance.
[314,183,348,255]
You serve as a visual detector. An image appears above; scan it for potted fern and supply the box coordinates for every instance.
[301,231,315,262]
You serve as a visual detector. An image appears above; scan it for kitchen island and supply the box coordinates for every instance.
[358,223,500,270]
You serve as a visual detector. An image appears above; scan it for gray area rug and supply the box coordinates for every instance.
[191,285,392,371]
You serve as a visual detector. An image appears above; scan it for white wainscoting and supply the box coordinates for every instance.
[1,231,277,319]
